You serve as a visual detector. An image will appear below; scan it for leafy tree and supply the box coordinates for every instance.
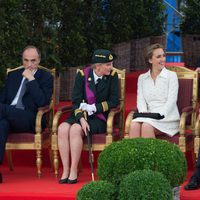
[180,0,200,34]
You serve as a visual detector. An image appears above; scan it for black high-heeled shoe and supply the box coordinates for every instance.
[67,178,77,184]
[58,177,68,184]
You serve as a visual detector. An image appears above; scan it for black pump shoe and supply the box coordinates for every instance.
[58,177,68,184]
[67,178,77,184]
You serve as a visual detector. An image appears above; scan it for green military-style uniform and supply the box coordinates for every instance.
[66,67,119,134]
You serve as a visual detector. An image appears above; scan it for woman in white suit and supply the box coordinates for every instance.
[129,43,180,138]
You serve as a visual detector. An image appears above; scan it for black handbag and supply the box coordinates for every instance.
[133,112,165,120]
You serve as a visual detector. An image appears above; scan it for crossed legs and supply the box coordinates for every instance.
[58,122,84,181]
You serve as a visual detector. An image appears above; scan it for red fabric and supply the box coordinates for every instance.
[0,165,95,200]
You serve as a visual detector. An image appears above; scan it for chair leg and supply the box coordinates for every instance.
[36,150,42,177]
[53,150,59,178]
[49,148,53,169]
[6,150,14,171]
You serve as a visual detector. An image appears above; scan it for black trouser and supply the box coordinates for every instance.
[0,103,36,164]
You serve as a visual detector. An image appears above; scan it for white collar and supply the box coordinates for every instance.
[143,67,168,79]
[93,70,103,84]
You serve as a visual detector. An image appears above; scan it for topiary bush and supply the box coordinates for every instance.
[97,138,187,188]
[118,169,173,200]
[76,180,116,200]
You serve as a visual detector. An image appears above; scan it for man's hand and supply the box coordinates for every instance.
[80,117,90,136]
[22,68,35,81]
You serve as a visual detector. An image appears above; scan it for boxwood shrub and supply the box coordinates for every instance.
[97,138,187,188]
[118,169,173,200]
[77,180,116,200]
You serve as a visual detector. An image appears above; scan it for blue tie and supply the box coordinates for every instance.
[16,79,28,109]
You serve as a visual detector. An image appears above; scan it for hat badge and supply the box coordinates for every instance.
[109,54,113,61]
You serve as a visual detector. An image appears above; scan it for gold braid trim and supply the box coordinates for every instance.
[75,109,82,116]
[77,69,84,76]
[101,101,109,112]
[111,70,117,76]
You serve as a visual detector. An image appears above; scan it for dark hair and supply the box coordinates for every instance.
[22,45,41,59]
[144,43,164,68]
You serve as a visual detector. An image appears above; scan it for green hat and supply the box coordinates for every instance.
[91,49,115,64]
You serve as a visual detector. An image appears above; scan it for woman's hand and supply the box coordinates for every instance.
[80,117,90,136]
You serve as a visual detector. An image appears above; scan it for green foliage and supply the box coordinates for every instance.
[118,170,173,200]
[76,180,116,200]
[0,0,166,88]
[97,138,187,188]
[180,0,200,34]
[106,0,166,43]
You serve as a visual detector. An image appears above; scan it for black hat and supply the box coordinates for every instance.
[91,49,115,64]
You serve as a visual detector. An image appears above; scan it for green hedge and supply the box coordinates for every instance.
[97,138,187,188]
[118,170,173,200]
[77,180,116,200]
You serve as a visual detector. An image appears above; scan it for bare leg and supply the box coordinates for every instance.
[58,122,71,179]
[68,123,84,180]
[129,122,142,138]
[141,122,156,138]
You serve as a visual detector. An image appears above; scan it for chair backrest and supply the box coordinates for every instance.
[112,67,126,135]
[167,66,198,129]
[7,65,56,129]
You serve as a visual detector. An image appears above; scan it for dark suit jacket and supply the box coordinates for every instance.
[66,67,119,131]
[0,68,53,113]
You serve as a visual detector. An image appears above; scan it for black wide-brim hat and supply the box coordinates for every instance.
[91,49,116,64]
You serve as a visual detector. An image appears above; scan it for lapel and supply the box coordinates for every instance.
[10,69,24,100]
[33,68,41,81]
[87,68,96,94]
[96,75,107,93]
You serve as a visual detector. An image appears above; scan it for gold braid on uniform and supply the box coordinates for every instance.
[77,69,84,76]
[111,69,117,76]
[101,101,109,112]
[75,109,82,116]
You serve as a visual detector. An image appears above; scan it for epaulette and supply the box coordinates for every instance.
[77,69,84,76]
[111,69,117,76]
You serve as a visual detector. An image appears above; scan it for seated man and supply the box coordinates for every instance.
[0,45,53,183]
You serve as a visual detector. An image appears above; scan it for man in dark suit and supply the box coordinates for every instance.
[0,45,53,183]
[57,49,119,184]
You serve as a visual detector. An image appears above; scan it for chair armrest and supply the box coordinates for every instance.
[182,106,193,113]
[35,105,51,133]
[106,106,121,135]
[52,105,73,134]
[179,108,194,136]
[124,109,136,138]
[195,114,200,157]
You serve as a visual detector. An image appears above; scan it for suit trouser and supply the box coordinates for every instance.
[0,103,36,164]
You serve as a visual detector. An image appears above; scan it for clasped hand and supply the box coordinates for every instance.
[79,103,97,116]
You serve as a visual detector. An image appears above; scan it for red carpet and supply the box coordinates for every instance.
[0,62,199,200]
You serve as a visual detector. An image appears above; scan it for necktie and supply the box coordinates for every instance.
[16,79,28,109]
[95,78,101,89]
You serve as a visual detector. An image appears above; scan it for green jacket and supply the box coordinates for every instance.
[67,67,119,124]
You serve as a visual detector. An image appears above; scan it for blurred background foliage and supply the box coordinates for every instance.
[0,0,166,87]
